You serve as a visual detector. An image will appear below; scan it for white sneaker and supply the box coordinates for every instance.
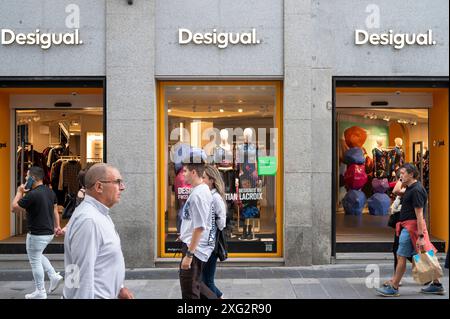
[49,272,63,293]
[25,289,47,299]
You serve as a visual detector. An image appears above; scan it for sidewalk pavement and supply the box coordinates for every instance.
[0,263,448,299]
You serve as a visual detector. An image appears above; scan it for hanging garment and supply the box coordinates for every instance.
[63,160,82,194]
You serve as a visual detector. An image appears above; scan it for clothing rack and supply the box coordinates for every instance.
[86,158,103,163]
[59,155,80,161]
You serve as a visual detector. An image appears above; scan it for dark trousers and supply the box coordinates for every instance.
[202,251,223,298]
[393,233,413,271]
[179,243,217,299]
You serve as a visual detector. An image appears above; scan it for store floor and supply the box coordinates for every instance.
[336,214,443,243]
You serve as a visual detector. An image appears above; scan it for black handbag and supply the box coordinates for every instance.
[214,229,228,262]
[62,193,77,219]
[388,211,400,229]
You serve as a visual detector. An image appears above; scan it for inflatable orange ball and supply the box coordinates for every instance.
[344,126,367,148]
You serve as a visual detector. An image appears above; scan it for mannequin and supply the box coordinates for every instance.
[214,129,235,197]
[214,129,233,168]
[372,137,388,178]
[237,128,258,187]
[389,137,405,181]
[236,128,260,240]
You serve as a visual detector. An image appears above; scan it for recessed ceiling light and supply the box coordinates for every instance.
[219,109,224,113]
[238,108,243,113]
[168,108,172,113]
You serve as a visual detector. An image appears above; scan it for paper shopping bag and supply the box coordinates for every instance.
[412,250,444,285]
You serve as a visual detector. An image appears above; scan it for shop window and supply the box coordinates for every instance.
[158,82,283,257]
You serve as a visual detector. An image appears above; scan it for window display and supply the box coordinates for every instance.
[159,82,282,257]
[336,106,431,244]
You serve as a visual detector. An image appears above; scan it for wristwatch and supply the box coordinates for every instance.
[186,250,195,258]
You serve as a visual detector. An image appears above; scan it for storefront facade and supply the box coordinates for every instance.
[0,0,448,267]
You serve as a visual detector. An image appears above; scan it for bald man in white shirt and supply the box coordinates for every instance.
[63,163,133,299]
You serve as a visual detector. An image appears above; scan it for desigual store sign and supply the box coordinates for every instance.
[178,28,261,49]
[1,3,85,50]
[1,29,83,50]
[355,29,437,49]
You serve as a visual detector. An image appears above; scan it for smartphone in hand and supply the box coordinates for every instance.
[24,176,35,191]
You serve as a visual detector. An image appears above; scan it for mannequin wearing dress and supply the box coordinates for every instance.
[389,137,405,181]
[214,129,235,194]
[372,138,388,178]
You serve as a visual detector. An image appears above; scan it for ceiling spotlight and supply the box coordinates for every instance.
[238,108,243,113]
[219,109,224,113]
[168,108,172,113]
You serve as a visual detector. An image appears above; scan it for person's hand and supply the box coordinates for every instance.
[118,287,134,299]
[416,237,426,252]
[17,184,27,194]
[181,256,192,270]
[59,226,67,236]
[54,227,62,236]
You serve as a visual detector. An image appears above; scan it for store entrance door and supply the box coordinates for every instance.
[0,78,105,254]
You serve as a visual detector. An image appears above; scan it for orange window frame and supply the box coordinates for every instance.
[157,81,284,258]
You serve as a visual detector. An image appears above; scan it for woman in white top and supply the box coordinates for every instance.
[202,165,227,299]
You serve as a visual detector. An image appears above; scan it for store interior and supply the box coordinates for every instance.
[335,89,448,251]
[0,88,104,245]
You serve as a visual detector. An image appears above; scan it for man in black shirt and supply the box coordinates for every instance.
[376,163,444,297]
[11,166,63,299]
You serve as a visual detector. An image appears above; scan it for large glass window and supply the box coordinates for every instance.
[158,82,283,257]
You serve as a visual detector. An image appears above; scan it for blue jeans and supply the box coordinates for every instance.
[26,233,57,290]
[202,252,223,298]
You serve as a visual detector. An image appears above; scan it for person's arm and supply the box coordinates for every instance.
[53,204,61,234]
[181,227,204,270]
[66,218,99,299]
[215,196,227,231]
[413,191,427,251]
[392,180,406,196]
[11,185,27,213]
[415,207,426,251]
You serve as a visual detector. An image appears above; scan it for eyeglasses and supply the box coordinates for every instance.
[98,179,125,187]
